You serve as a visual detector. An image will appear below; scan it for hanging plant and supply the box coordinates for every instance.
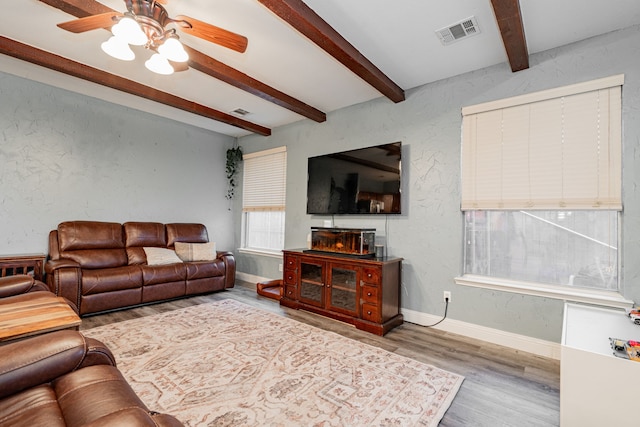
[225,146,243,200]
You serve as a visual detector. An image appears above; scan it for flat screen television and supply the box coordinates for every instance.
[307,142,402,215]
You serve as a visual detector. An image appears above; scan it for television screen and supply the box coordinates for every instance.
[307,142,402,215]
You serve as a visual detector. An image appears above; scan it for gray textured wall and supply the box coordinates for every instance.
[0,73,236,254]
[237,25,640,343]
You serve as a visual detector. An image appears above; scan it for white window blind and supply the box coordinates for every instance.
[461,75,623,211]
[242,146,287,212]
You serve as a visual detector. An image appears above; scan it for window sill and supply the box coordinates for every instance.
[238,248,283,259]
[454,274,634,309]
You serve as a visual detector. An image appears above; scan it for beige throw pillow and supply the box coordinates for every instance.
[174,242,217,262]
[143,247,183,265]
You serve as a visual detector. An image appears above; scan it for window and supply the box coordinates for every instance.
[458,75,624,302]
[241,146,286,253]
[463,210,618,290]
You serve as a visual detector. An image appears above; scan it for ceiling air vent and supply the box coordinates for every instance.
[435,16,480,46]
[231,108,251,116]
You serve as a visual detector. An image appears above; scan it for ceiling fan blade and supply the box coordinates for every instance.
[57,12,122,33]
[174,15,248,53]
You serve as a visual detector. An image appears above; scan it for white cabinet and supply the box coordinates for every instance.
[561,303,640,426]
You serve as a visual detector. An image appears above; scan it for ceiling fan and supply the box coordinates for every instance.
[54,0,248,74]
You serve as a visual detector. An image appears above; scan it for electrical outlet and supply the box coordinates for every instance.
[278,263,283,272]
[443,291,451,302]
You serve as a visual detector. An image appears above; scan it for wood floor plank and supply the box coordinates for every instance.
[80,281,560,426]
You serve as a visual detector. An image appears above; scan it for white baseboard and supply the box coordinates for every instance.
[401,308,561,360]
[236,272,270,286]
[235,272,561,360]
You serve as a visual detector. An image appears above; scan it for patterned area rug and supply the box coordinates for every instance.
[84,299,463,426]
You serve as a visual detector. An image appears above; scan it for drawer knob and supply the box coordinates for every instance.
[367,273,372,278]
[367,292,372,297]
[367,311,372,315]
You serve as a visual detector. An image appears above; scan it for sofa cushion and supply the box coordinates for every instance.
[124,222,167,247]
[141,264,186,286]
[53,365,149,426]
[0,385,65,427]
[174,242,217,261]
[124,223,169,266]
[57,221,127,269]
[82,266,143,295]
[58,221,124,251]
[185,259,225,280]
[143,248,183,265]
[60,249,128,269]
[126,247,147,266]
[166,223,208,247]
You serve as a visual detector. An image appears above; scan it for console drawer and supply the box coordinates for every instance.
[361,303,381,322]
[284,256,297,270]
[283,270,297,285]
[361,285,379,303]
[361,267,381,285]
[283,285,297,299]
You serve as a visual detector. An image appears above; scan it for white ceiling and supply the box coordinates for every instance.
[2,0,640,137]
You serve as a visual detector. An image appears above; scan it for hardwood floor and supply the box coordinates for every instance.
[80,280,560,427]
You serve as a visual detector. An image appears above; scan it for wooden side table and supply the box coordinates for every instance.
[0,295,81,343]
[0,253,46,281]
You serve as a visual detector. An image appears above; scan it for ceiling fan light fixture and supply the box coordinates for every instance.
[158,37,189,62]
[112,15,147,46]
[145,53,174,75]
[101,36,135,61]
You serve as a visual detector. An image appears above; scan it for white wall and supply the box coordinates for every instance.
[237,25,640,344]
[0,72,236,254]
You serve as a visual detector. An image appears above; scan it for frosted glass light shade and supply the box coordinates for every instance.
[101,36,135,61]
[112,16,147,46]
[158,37,188,62]
[145,53,174,75]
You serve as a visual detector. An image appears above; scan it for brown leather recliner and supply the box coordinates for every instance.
[0,330,183,427]
[0,274,78,314]
[0,274,49,296]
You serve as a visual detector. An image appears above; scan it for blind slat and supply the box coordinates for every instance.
[461,80,622,211]
[242,148,287,210]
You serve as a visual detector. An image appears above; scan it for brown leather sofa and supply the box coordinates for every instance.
[0,329,183,426]
[46,221,235,316]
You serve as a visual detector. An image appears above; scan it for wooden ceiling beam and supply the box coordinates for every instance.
[0,36,271,136]
[490,0,529,72]
[185,46,326,123]
[37,0,326,123]
[258,0,405,103]
[39,0,113,18]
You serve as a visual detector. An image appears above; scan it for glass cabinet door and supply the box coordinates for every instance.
[299,260,324,307]
[327,264,358,315]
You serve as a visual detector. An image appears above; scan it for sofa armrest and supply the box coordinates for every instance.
[0,275,47,298]
[45,258,81,273]
[217,251,236,288]
[45,258,82,311]
[0,330,115,400]
[79,337,117,368]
